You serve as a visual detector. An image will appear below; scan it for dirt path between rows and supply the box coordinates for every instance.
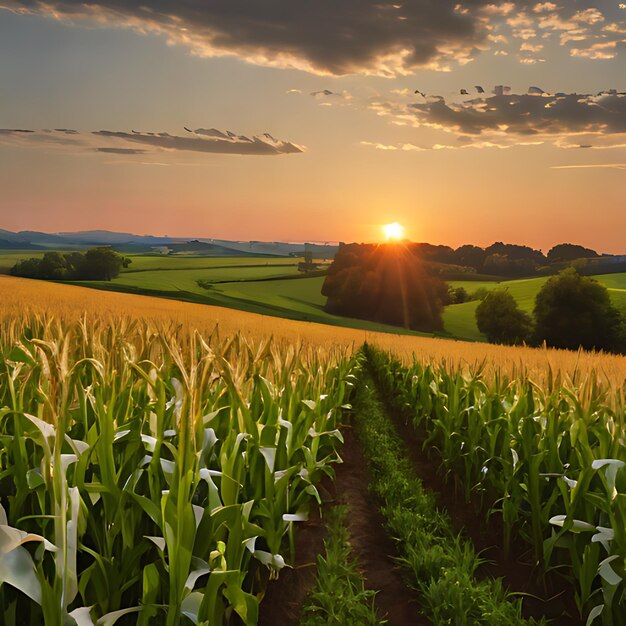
[336,427,428,626]
[387,405,583,625]
[259,426,428,626]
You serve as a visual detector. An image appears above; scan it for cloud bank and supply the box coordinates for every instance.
[2,1,623,75]
[367,89,626,150]
[0,127,304,156]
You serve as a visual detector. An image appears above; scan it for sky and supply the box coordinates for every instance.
[0,1,625,252]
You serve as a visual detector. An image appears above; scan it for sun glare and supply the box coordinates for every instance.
[383,222,406,242]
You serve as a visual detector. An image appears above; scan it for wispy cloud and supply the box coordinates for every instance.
[551,163,626,170]
[0,127,305,156]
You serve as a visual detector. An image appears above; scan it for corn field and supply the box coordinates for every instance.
[366,346,626,625]
[0,314,354,625]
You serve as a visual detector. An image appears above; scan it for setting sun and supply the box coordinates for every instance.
[383,222,406,242]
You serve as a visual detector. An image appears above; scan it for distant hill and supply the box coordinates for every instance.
[0,238,42,250]
[165,240,267,256]
[0,228,340,258]
[18,231,78,245]
[57,230,176,246]
[206,240,338,259]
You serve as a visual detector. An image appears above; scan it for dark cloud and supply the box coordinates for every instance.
[368,90,626,149]
[3,1,623,74]
[2,0,490,74]
[410,92,626,136]
[0,127,304,156]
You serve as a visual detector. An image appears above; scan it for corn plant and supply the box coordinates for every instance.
[365,345,626,624]
[0,314,354,625]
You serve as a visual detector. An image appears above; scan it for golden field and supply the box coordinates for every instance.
[1,275,625,388]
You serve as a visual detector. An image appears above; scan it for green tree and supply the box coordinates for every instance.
[534,268,625,352]
[322,243,448,331]
[475,289,532,345]
[80,247,129,280]
[38,251,68,279]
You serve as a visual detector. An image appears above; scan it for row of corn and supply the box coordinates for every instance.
[0,315,354,625]
[365,344,626,625]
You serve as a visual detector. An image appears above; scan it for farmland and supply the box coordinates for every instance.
[4,249,626,343]
[0,276,625,625]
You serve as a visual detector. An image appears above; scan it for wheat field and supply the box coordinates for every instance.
[1,275,625,388]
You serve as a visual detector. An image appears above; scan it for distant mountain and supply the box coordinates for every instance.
[0,229,340,258]
[57,230,177,246]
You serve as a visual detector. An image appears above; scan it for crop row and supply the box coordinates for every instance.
[365,344,626,625]
[0,315,354,625]
[353,358,538,625]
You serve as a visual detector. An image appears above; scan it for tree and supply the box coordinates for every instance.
[547,243,598,262]
[475,289,533,345]
[454,245,487,270]
[322,243,448,331]
[79,247,128,280]
[534,269,625,352]
[38,251,68,280]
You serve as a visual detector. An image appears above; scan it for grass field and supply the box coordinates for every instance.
[445,274,626,339]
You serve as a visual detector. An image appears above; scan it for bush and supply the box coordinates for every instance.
[475,290,533,345]
[533,269,625,353]
[447,286,470,305]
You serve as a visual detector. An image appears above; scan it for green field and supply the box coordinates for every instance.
[445,274,626,339]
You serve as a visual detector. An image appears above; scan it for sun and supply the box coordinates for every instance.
[383,222,406,242]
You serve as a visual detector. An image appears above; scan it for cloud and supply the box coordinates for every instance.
[96,147,147,154]
[2,0,623,75]
[367,89,626,150]
[0,127,304,156]
[551,163,626,170]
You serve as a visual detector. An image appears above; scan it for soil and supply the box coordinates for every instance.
[334,427,428,626]
[259,426,428,626]
[258,486,329,626]
[386,402,583,625]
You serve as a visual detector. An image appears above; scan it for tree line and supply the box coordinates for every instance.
[415,241,605,277]
[10,248,130,281]
[322,244,626,354]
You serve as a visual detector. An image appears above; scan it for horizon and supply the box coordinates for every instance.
[2,224,625,255]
